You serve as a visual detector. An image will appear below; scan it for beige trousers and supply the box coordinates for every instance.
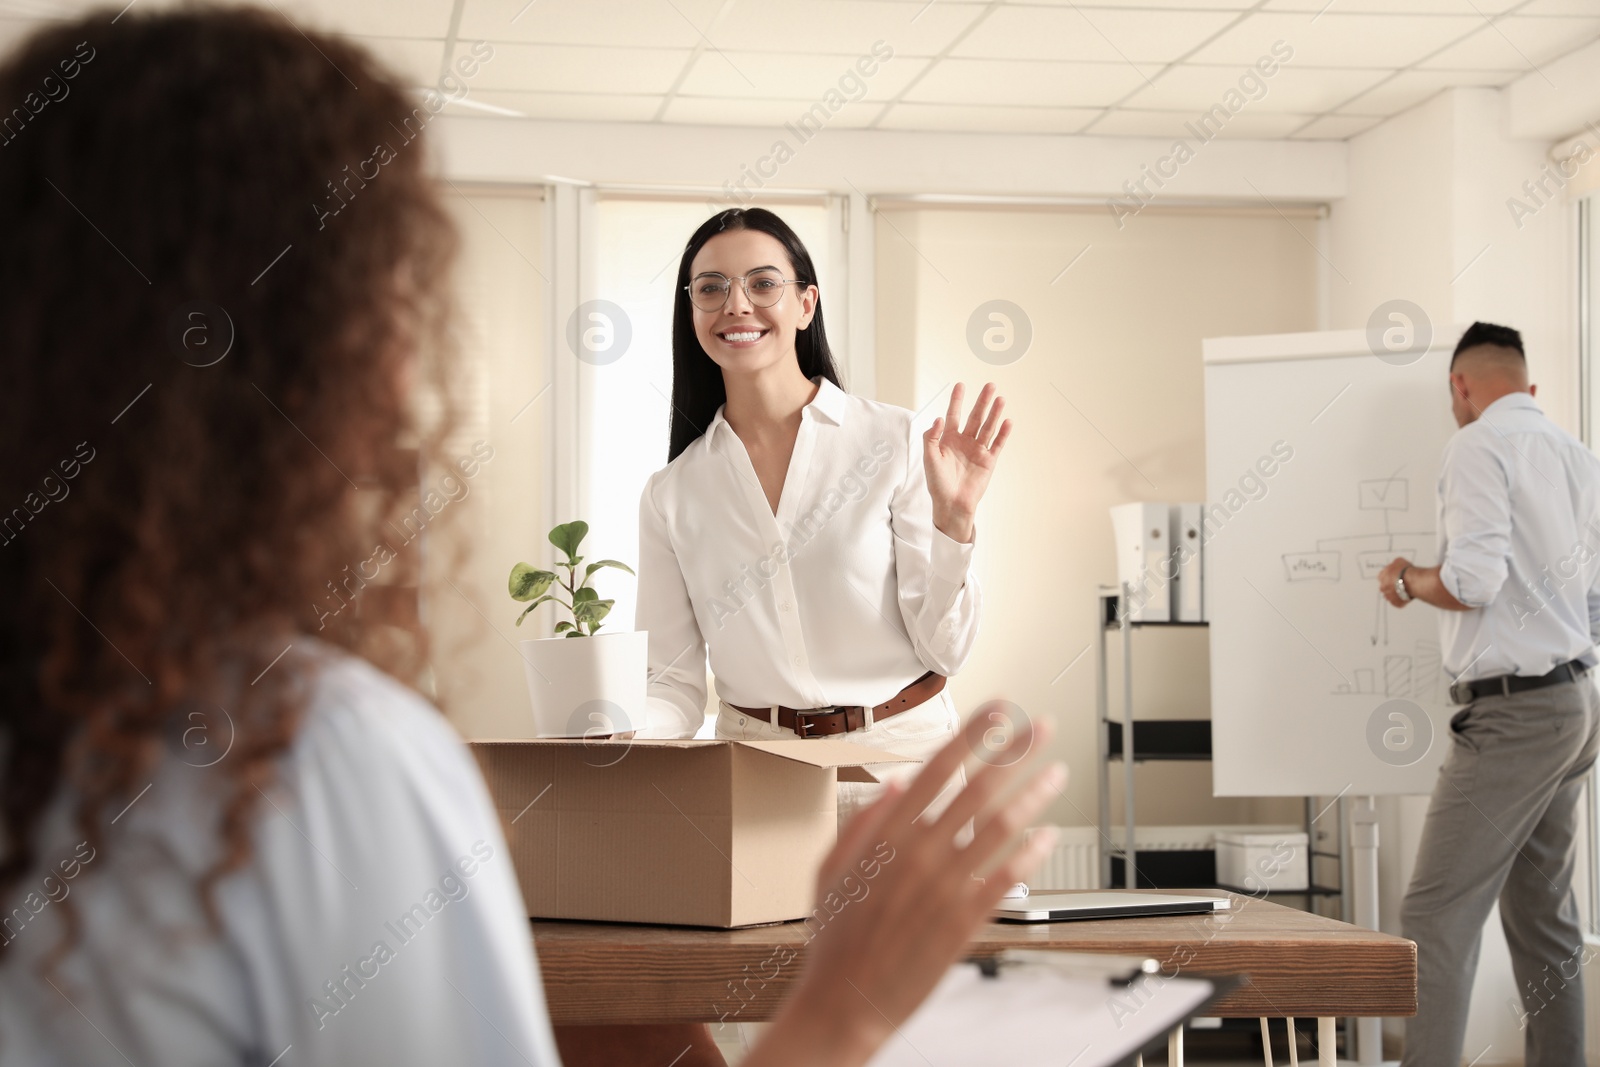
[714,688,966,829]
[712,688,972,1059]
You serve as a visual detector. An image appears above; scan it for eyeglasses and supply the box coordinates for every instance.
[685,268,804,312]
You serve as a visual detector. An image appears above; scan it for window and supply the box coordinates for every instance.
[579,196,838,642]
[424,184,548,737]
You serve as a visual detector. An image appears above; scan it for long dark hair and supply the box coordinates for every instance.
[667,208,843,462]
[0,6,460,954]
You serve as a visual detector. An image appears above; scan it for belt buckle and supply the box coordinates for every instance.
[794,706,868,738]
[793,710,826,739]
[1448,679,1474,705]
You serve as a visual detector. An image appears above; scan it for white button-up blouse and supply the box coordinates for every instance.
[634,375,982,738]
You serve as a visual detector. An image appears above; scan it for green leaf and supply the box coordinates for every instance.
[573,598,613,625]
[572,586,599,605]
[548,521,588,560]
[508,564,556,602]
[565,630,585,638]
[553,621,574,633]
[513,594,563,626]
[584,559,636,582]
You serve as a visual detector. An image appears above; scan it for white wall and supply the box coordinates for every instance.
[1328,86,1575,430]
[875,205,1322,833]
[432,113,1347,204]
[1327,91,1457,342]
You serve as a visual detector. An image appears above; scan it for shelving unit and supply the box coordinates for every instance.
[1094,585,1348,915]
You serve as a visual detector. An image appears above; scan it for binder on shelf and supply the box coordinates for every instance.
[1109,502,1171,622]
[1173,502,1204,622]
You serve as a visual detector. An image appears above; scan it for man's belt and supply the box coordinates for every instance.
[1448,658,1590,705]
[728,670,946,738]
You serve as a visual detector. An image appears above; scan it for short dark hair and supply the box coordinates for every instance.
[1451,321,1525,368]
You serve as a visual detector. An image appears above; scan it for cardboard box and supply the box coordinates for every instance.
[1215,830,1309,892]
[470,738,914,928]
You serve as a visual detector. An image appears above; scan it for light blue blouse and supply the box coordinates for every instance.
[0,639,560,1066]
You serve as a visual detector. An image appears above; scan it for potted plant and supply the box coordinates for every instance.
[508,520,645,739]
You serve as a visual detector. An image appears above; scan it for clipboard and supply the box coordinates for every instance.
[865,950,1244,1067]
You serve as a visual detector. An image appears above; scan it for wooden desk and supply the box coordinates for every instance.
[532,892,1415,1027]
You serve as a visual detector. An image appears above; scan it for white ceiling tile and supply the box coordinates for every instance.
[358,36,446,88]
[3,0,180,19]
[0,1,448,44]
[1125,64,1390,113]
[675,49,928,101]
[4,0,1575,135]
[447,41,692,94]
[1189,11,1482,68]
[949,7,1240,63]
[1,0,459,47]
[1288,114,1386,138]
[662,95,880,128]
[1263,0,1520,12]
[706,1,988,57]
[1332,67,1513,113]
[1021,0,1258,8]
[901,58,1151,106]
[450,90,664,123]
[1418,15,1600,69]
[1518,0,1600,13]
[458,0,727,48]
[1089,108,1311,138]
[874,101,1101,133]
[273,0,455,38]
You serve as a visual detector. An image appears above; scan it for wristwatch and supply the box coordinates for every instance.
[1395,566,1413,603]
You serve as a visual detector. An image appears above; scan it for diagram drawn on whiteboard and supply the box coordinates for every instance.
[1278,474,1444,702]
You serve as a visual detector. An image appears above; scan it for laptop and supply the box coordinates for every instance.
[993,890,1232,923]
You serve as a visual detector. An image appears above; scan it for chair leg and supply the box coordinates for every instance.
[1317,1018,1336,1067]
[1261,1018,1275,1067]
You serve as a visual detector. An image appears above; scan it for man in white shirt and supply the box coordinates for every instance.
[1377,322,1600,1067]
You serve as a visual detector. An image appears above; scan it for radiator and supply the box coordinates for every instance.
[1025,826,1102,889]
[1024,825,1300,891]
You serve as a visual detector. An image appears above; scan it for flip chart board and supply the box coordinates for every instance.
[1203,326,1461,796]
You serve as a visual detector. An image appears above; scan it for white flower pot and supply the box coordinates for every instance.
[518,629,647,738]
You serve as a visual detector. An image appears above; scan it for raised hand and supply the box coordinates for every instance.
[924,382,1012,544]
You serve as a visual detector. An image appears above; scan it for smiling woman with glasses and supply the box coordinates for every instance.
[607,204,1017,1062]
[636,205,1015,797]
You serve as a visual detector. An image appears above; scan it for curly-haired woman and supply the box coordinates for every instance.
[0,7,1060,1067]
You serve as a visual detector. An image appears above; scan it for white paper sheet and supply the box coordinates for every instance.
[867,953,1222,1067]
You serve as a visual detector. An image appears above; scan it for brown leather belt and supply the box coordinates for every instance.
[728,670,946,738]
